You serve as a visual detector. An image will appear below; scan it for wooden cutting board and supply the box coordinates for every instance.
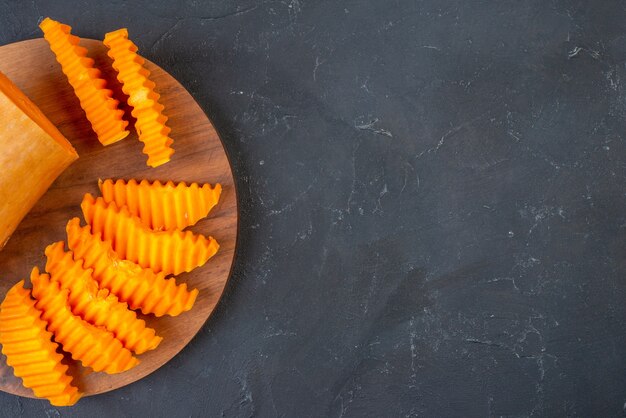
[0,38,237,398]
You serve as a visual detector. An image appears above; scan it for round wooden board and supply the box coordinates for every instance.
[0,38,237,398]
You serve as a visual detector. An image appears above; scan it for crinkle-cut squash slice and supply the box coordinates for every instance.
[0,280,82,406]
[39,17,128,145]
[81,194,219,276]
[66,218,198,317]
[0,70,78,250]
[30,268,138,374]
[99,178,222,231]
[103,28,173,167]
[45,242,161,354]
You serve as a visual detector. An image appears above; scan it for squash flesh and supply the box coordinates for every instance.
[98,178,222,231]
[0,71,78,249]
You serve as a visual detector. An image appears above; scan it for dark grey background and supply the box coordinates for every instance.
[1,0,626,417]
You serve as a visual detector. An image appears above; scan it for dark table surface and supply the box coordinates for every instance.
[1,0,626,417]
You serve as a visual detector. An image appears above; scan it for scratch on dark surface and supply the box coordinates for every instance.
[589,48,601,60]
[409,318,418,385]
[313,56,326,81]
[464,338,510,350]
[150,6,259,53]
[401,162,414,194]
[346,139,362,213]
[373,183,388,215]
[416,108,492,159]
[567,45,601,60]
[333,385,360,418]
[30,0,42,22]
[267,182,314,216]
[285,0,303,25]
[486,277,520,292]
[150,19,182,53]
[354,118,393,138]
[605,66,620,91]
[568,46,582,58]
[195,5,259,21]
[44,409,60,418]
[221,374,255,417]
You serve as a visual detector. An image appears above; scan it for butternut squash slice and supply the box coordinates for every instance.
[0,281,82,406]
[103,28,174,167]
[66,218,198,317]
[30,268,138,374]
[0,70,78,250]
[81,194,219,275]
[39,17,129,145]
[99,178,222,231]
[45,242,162,354]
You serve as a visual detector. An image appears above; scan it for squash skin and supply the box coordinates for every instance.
[0,71,78,250]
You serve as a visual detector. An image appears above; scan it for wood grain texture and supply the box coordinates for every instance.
[0,38,237,398]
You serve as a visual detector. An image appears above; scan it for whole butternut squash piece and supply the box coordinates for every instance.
[0,71,78,249]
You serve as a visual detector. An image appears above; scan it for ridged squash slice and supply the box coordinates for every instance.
[81,194,219,275]
[0,281,82,406]
[30,268,138,374]
[39,17,128,145]
[99,178,222,230]
[103,28,173,167]
[45,242,162,354]
[66,218,198,316]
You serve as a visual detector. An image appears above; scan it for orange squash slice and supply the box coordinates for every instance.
[30,268,138,374]
[45,242,161,354]
[66,218,198,316]
[98,178,222,231]
[103,28,174,167]
[0,281,82,406]
[81,194,219,275]
[39,17,128,145]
